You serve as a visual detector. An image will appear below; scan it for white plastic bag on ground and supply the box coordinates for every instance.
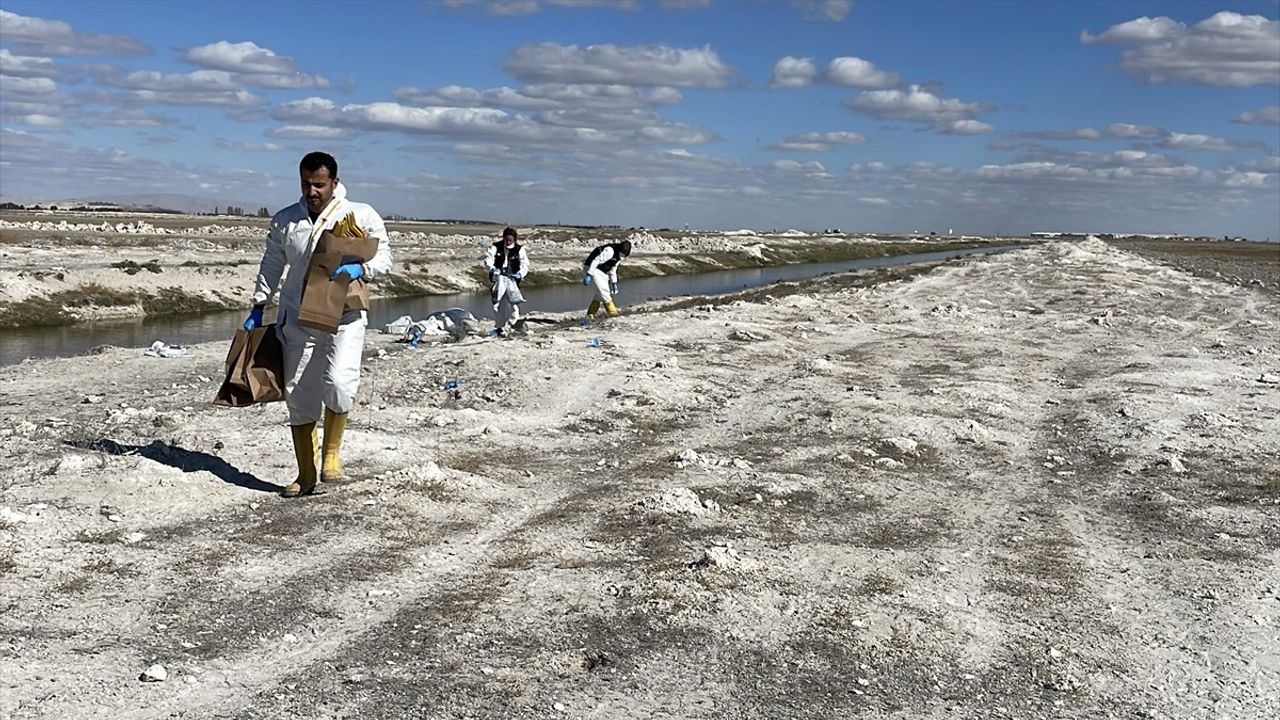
[144,340,188,358]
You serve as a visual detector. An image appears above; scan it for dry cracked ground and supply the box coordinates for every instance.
[1,238,1278,720]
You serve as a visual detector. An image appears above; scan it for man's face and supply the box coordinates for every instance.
[301,167,337,214]
[503,234,516,247]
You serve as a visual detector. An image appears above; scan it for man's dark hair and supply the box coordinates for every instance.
[618,240,632,256]
[299,151,338,178]
[502,226,518,240]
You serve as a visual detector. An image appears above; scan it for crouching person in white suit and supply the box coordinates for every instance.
[243,151,392,497]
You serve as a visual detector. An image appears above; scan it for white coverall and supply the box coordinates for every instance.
[584,246,622,305]
[484,242,529,330]
[252,183,392,425]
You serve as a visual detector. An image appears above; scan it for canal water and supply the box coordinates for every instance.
[1,245,1019,365]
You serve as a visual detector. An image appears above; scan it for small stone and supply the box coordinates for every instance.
[107,514,123,523]
[282,633,298,643]
[553,702,566,712]
[874,457,904,470]
[1168,456,1187,473]
[122,532,145,545]
[139,664,167,682]
[1258,373,1280,384]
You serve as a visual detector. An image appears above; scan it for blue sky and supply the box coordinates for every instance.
[1,0,1277,237]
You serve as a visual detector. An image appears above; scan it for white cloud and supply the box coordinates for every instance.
[1081,16,1181,43]
[858,196,890,205]
[214,138,284,152]
[940,119,995,135]
[0,75,58,101]
[773,131,866,151]
[1158,132,1263,152]
[825,57,898,89]
[395,83,681,110]
[268,125,356,140]
[0,10,151,57]
[791,0,853,22]
[1006,127,1103,140]
[0,48,60,78]
[846,84,995,133]
[1082,11,1280,86]
[441,0,541,15]
[17,113,62,127]
[182,40,330,89]
[1233,106,1280,125]
[769,56,817,89]
[504,42,735,87]
[1105,122,1164,139]
[772,159,827,174]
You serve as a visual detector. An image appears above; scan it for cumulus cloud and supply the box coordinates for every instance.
[504,42,735,87]
[772,131,866,151]
[0,48,60,78]
[791,0,853,22]
[1082,11,1280,86]
[825,57,898,89]
[1006,127,1103,141]
[1157,132,1264,152]
[395,83,681,110]
[772,159,827,174]
[270,96,717,147]
[268,125,356,140]
[1233,106,1280,125]
[770,55,899,90]
[182,40,330,89]
[1104,122,1164,139]
[769,56,817,89]
[940,119,995,135]
[214,138,284,152]
[0,10,151,57]
[846,84,995,133]
[82,67,267,108]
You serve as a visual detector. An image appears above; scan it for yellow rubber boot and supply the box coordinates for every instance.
[605,301,620,318]
[587,299,601,317]
[321,408,348,482]
[282,423,319,497]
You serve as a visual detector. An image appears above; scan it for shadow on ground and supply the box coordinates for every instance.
[65,437,280,493]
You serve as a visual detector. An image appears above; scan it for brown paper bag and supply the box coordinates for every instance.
[296,231,380,333]
[213,325,285,406]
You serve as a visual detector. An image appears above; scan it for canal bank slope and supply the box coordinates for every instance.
[0,210,1019,328]
[1,238,1277,719]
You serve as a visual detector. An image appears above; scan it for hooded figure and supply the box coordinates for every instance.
[582,239,631,319]
[244,151,392,498]
[484,226,529,335]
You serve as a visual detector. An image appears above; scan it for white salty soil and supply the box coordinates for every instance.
[0,238,1277,720]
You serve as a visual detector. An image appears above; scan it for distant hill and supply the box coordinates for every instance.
[8,193,275,215]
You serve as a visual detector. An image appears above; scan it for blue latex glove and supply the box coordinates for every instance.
[331,262,364,281]
[583,274,593,286]
[243,306,263,331]
[611,282,620,295]
[511,272,523,281]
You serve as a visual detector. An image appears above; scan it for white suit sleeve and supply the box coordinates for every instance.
[251,216,288,306]
[484,243,497,271]
[519,246,530,276]
[357,206,392,279]
[610,262,619,284]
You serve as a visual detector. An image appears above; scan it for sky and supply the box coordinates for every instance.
[0,0,1277,238]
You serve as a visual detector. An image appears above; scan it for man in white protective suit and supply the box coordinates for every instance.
[242,151,392,498]
[484,226,529,336]
[582,239,631,322]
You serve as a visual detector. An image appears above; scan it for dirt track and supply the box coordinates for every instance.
[1,238,1277,719]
